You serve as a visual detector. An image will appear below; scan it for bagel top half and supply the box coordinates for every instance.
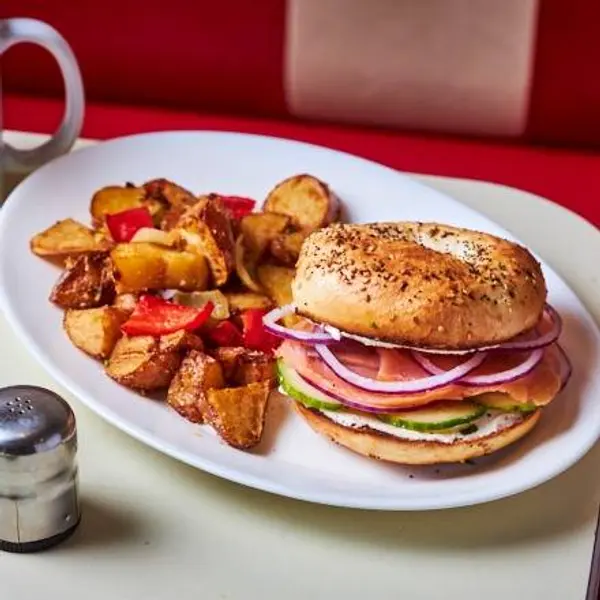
[292,222,547,350]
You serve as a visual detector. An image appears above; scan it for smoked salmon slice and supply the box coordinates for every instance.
[278,340,562,410]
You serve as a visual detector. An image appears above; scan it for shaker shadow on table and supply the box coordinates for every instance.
[0,385,80,552]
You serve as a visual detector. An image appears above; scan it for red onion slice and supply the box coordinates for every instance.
[412,348,545,386]
[268,304,562,355]
[341,304,561,354]
[314,344,487,393]
[263,305,338,344]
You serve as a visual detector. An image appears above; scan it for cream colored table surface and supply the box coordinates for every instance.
[2,131,600,600]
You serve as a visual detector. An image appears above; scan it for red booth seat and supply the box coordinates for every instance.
[5,93,600,228]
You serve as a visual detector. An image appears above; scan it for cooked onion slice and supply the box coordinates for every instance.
[263,304,338,344]
[314,344,487,393]
[412,348,545,386]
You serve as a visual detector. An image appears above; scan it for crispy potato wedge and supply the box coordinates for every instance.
[64,306,128,359]
[205,381,271,449]
[256,264,294,305]
[269,231,305,266]
[210,346,246,381]
[50,252,115,309]
[234,235,263,293]
[167,350,224,423]
[113,293,139,316]
[199,195,236,261]
[143,178,199,231]
[160,329,205,353]
[106,334,185,390]
[263,174,340,231]
[224,291,273,313]
[110,243,163,292]
[160,206,188,232]
[90,185,164,227]
[178,196,236,286]
[161,248,210,291]
[235,350,276,387]
[143,178,196,207]
[111,242,209,293]
[255,264,299,327]
[30,218,111,261]
[240,213,290,258]
[94,224,113,245]
[210,347,275,387]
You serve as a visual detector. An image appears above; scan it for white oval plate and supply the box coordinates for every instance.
[1,131,599,511]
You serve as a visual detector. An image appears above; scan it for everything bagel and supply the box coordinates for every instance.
[292,222,547,350]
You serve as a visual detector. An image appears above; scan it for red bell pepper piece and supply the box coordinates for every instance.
[207,320,244,347]
[241,309,280,353]
[220,196,256,220]
[121,295,214,336]
[106,206,154,242]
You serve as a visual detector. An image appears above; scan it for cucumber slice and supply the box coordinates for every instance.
[277,360,343,411]
[377,401,485,432]
[474,392,537,413]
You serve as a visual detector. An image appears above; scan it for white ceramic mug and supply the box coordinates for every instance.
[0,18,84,199]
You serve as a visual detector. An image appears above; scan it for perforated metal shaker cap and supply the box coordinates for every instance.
[0,385,80,552]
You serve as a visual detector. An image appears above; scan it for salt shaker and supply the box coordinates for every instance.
[0,385,81,552]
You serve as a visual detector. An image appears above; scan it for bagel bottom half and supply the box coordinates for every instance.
[295,403,541,465]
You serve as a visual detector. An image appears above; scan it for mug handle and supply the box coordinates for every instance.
[1,18,84,170]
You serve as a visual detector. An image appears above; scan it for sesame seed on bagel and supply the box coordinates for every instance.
[292,222,547,350]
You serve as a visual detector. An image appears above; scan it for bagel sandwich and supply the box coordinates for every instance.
[265,222,572,465]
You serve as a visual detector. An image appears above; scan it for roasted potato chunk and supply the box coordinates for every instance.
[234,235,263,293]
[256,264,294,305]
[113,293,139,316]
[210,346,246,380]
[90,185,164,227]
[224,291,273,313]
[160,206,188,232]
[143,178,196,208]
[178,196,235,286]
[235,350,276,387]
[64,306,128,359]
[106,334,186,390]
[111,242,209,293]
[205,381,271,449]
[240,213,290,258]
[143,178,198,230]
[50,252,115,309]
[160,329,205,353]
[263,174,339,231]
[211,347,275,387]
[269,231,305,266]
[256,264,298,327]
[167,350,225,423]
[30,218,111,261]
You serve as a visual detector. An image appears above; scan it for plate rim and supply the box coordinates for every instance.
[1,129,599,511]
